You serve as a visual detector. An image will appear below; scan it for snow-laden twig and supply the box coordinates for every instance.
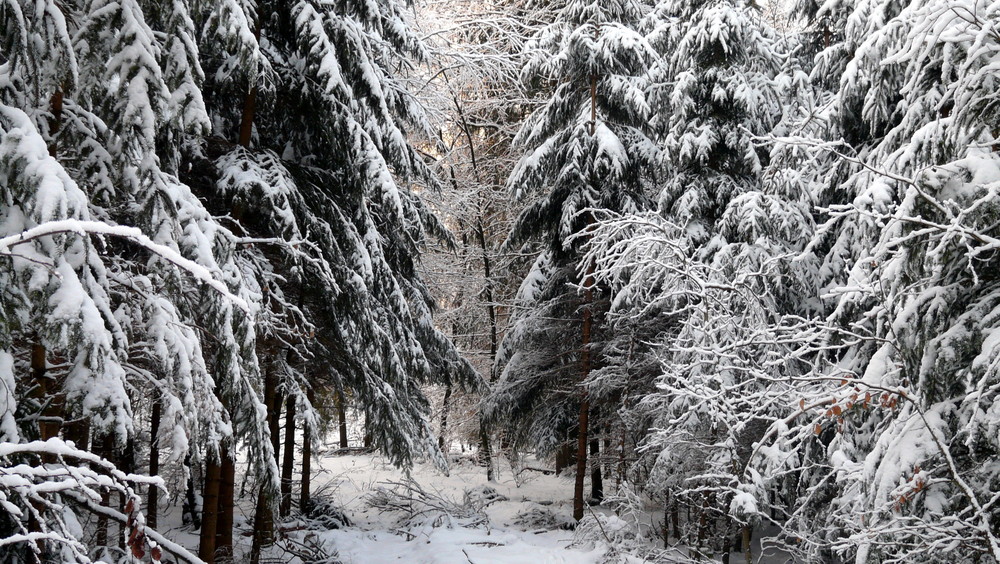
[0,219,250,311]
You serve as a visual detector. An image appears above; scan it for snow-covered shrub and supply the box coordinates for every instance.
[302,488,353,531]
[512,505,577,531]
[463,485,508,513]
[280,530,344,564]
[365,480,495,531]
[0,439,170,564]
[574,513,638,547]
[601,483,652,541]
[572,510,680,564]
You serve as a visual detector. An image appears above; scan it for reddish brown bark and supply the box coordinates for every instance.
[250,361,280,563]
[198,458,222,563]
[573,256,596,521]
[47,89,63,157]
[249,486,275,564]
[216,445,235,562]
[32,342,60,448]
[238,88,258,148]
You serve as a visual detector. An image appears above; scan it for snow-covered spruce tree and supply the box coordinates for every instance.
[0,98,225,564]
[203,0,479,470]
[585,76,823,560]
[645,0,783,248]
[754,0,1000,561]
[3,0,473,559]
[0,101,139,563]
[0,1,276,560]
[792,0,855,92]
[584,208,816,559]
[196,0,483,558]
[582,0,798,555]
[72,3,280,561]
[482,0,657,519]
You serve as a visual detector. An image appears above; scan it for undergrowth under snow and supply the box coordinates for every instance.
[157,446,794,564]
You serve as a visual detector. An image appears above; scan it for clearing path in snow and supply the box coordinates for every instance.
[299,451,614,564]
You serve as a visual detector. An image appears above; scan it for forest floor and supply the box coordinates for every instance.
[158,445,791,563]
[294,451,607,563]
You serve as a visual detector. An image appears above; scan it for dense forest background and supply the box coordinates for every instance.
[1,0,999,562]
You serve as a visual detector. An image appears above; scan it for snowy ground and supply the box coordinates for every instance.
[154,442,792,563]
[286,451,613,564]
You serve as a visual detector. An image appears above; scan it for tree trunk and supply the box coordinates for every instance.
[364,412,372,449]
[118,435,135,553]
[28,341,57,560]
[249,486,275,564]
[238,88,258,148]
[671,494,680,541]
[572,72,600,522]
[250,360,278,563]
[573,397,590,521]
[148,398,162,530]
[663,491,670,547]
[742,525,753,564]
[301,389,314,512]
[589,436,603,503]
[439,381,453,453]
[603,436,612,482]
[94,434,111,550]
[279,394,296,517]
[32,342,59,448]
[199,458,222,563]
[479,422,494,482]
[39,101,63,525]
[183,454,201,529]
[337,390,349,448]
[696,492,712,558]
[36,104,62,549]
[573,257,596,521]
[216,445,235,562]
[62,415,90,451]
[237,19,261,148]
[474,217,499,482]
[264,370,281,467]
[448,89,500,482]
[686,503,692,545]
[47,89,63,157]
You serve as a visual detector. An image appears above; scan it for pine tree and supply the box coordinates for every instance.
[1,0,472,559]
[203,0,480,472]
[484,0,657,519]
[580,0,796,554]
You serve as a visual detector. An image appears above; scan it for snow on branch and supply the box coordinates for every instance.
[0,439,180,563]
[0,219,250,312]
